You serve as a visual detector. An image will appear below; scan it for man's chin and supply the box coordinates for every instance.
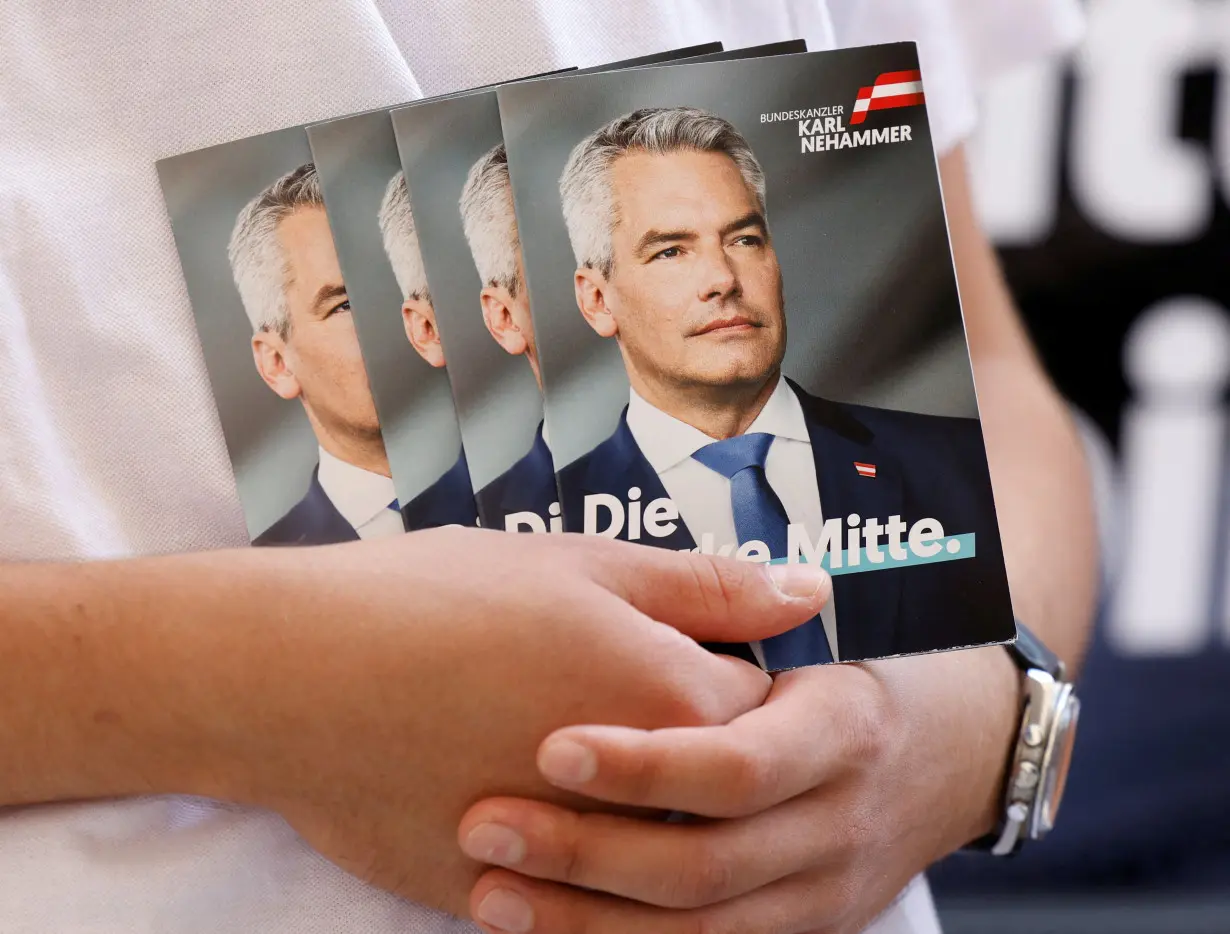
[680,365,779,393]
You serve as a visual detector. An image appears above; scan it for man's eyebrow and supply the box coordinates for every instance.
[310,282,348,315]
[720,211,767,239]
[633,227,697,257]
[632,212,769,257]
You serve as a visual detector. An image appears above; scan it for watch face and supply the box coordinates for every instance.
[1037,690,1080,835]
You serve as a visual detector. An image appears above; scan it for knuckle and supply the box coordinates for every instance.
[661,681,717,727]
[836,672,891,763]
[827,799,881,863]
[723,742,776,815]
[690,909,754,934]
[658,667,728,728]
[824,807,862,860]
[556,812,588,887]
[685,557,733,619]
[800,876,856,932]
[677,910,726,934]
[831,871,866,922]
[618,742,670,802]
[666,843,738,908]
[709,558,750,607]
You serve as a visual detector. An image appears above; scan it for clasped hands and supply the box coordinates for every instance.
[242,529,1016,934]
[442,544,1019,934]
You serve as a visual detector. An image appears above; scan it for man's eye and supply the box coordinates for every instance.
[733,234,764,247]
[327,300,351,317]
[651,246,682,261]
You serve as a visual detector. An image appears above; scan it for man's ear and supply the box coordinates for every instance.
[575,267,617,338]
[252,331,301,400]
[480,285,528,357]
[402,298,446,368]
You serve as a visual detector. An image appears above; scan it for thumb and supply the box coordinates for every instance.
[584,538,832,644]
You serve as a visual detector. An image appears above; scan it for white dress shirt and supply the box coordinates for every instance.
[0,1,1080,931]
[626,375,841,662]
[315,447,405,540]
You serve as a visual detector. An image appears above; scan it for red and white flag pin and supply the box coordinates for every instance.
[854,462,877,478]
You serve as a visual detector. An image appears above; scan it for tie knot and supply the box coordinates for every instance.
[387,498,401,512]
[692,432,775,479]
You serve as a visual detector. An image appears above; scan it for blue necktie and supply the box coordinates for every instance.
[387,499,400,512]
[693,432,833,668]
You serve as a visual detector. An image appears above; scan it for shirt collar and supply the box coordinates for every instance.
[625,375,810,473]
[316,446,398,529]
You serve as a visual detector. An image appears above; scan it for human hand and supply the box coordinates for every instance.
[456,643,1019,934]
[186,527,830,918]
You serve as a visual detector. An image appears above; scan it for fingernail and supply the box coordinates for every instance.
[464,822,526,866]
[767,563,830,600]
[538,737,597,786]
[476,888,534,933]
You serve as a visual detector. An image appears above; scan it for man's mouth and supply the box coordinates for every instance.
[693,315,760,336]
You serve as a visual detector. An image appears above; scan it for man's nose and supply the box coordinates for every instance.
[697,246,739,302]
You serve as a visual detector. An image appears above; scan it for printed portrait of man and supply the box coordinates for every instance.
[375,170,479,531]
[228,163,404,546]
[458,144,558,525]
[556,107,1010,667]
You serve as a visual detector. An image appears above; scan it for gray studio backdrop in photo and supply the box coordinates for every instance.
[308,112,465,507]
[392,94,543,494]
[386,44,744,496]
[381,42,807,498]
[159,126,367,540]
[499,42,979,471]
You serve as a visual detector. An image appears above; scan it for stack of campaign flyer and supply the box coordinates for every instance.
[157,40,1016,671]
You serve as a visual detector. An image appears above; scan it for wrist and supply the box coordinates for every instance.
[0,549,317,809]
[867,642,1022,865]
[959,645,1023,848]
[0,555,230,805]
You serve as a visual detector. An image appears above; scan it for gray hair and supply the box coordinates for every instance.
[558,107,767,276]
[459,143,522,295]
[378,170,431,303]
[228,162,324,338]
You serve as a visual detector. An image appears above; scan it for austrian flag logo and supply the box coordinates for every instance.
[854,462,877,478]
[850,70,925,125]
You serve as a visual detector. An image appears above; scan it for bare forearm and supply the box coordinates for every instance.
[866,150,1100,858]
[940,147,1098,671]
[0,552,253,807]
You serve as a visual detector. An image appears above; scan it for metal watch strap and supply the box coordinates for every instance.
[963,620,1062,856]
[1008,619,1065,681]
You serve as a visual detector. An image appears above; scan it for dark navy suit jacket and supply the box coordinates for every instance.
[253,452,477,546]
[476,422,560,531]
[400,449,480,531]
[558,381,1014,665]
[252,465,360,546]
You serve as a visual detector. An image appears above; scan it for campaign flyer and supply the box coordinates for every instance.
[306,114,479,533]
[388,96,557,533]
[498,43,1016,667]
[387,41,805,532]
[158,127,415,545]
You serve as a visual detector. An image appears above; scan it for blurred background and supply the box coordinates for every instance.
[929,1,1230,930]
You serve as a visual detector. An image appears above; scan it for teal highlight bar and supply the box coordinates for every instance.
[768,533,976,577]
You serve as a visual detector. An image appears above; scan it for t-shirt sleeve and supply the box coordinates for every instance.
[825,0,1084,154]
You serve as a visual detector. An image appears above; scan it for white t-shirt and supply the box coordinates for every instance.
[0,2,1081,931]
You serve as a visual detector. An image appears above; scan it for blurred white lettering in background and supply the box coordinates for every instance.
[970,0,1230,246]
[967,0,1230,655]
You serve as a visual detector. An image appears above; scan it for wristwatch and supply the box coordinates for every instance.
[966,620,1081,857]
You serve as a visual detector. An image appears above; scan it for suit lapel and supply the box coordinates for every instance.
[794,384,905,662]
[304,468,361,543]
[581,411,697,551]
[502,422,560,516]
